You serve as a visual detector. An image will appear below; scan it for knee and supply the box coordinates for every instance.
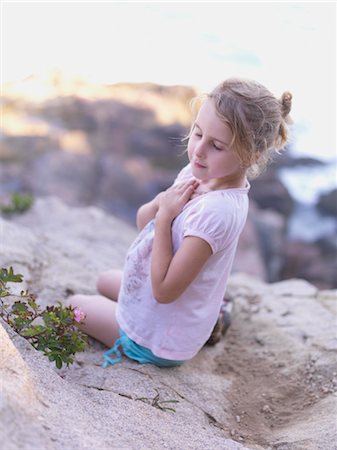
[96,269,121,298]
[66,294,86,309]
[96,271,111,294]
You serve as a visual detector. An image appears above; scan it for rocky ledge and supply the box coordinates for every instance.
[1,197,336,450]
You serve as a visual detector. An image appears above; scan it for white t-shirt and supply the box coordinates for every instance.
[116,164,250,360]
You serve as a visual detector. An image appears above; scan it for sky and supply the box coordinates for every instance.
[1,1,336,162]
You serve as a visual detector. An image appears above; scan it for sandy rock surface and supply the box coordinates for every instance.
[1,197,336,450]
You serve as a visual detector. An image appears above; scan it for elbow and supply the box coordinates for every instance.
[152,286,177,304]
[136,209,143,231]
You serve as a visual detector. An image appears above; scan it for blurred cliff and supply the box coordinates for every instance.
[1,69,336,289]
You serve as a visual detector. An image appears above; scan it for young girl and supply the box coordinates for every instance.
[68,78,292,368]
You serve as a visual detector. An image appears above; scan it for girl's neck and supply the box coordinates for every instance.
[198,172,247,192]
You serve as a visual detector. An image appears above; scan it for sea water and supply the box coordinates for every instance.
[278,159,337,242]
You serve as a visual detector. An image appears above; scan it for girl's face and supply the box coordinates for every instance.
[187,99,246,187]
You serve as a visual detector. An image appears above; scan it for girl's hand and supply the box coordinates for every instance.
[157,179,199,222]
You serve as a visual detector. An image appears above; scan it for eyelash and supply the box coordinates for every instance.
[194,132,222,151]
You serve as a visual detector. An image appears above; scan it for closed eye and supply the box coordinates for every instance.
[213,143,222,151]
[193,125,222,151]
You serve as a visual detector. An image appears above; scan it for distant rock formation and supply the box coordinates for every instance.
[317,188,337,216]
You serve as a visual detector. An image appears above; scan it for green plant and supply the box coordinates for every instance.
[0,192,34,214]
[136,388,179,412]
[0,266,87,369]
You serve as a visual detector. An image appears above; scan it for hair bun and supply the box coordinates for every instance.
[280,91,292,118]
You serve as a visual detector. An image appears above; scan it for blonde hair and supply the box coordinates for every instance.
[183,78,293,178]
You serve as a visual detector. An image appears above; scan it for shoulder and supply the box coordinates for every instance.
[187,191,241,219]
[182,196,228,254]
[182,191,249,253]
[173,163,193,184]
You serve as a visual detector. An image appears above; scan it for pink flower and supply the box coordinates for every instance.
[74,307,86,323]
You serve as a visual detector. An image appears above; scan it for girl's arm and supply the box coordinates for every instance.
[136,193,164,231]
[151,180,212,304]
[137,167,192,231]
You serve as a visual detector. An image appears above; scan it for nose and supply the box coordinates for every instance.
[194,140,207,159]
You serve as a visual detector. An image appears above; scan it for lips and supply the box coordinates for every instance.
[194,160,207,169]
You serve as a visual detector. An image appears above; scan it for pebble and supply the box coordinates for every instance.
[255,336,265,346]
[236,415,241,423]
[230,428,236,436]
[261,404,272,413]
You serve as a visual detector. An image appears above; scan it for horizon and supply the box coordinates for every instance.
[1,2,336,162]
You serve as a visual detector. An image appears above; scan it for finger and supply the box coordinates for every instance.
[182,180,198,193]
[173,181,196,199]
[177,180,196,191]
[180,184,195,202]
[188,179,199,189]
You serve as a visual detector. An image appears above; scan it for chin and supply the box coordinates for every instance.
[191,167,206,180]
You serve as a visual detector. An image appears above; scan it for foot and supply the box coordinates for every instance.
[204,297,234,346]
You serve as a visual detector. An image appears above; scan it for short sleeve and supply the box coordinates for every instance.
[183,202,229,254]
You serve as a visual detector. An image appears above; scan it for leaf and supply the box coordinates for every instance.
[27,298,40,313]
[159,406,176,412]
[0,193,33,214]
[11,301,28,314]
[159,400,179,404]
[21,326,46,337]
[55,356,63,369]
[0,268,88,369]
[0,290,10,298]
[0,267,24,283]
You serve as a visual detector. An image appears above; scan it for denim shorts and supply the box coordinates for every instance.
[102,328,186,368]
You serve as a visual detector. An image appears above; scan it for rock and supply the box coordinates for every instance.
[281,239,337,289]
[0,135,60,162]
[1,197,336,450]
[22,150,99,206]
[317,290,337,315]
[317,188,337,216]
[268,278,318,298]
[94,154,159,223]
[271,151,326,168]
[232,204,268,281]
[249,168,294,217]
[250,203,286,282]
[1,196,137,305]
[0,321,55,450]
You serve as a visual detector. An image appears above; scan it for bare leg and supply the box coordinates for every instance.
[66,294,120,348]
[96,269,122,301]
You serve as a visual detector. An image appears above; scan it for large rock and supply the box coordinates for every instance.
[249,203,286,282]
[231,203,268,281]
[281,238,337,289]
[317,188,337,216]
[0,197,336,450]
[249,167,294,218]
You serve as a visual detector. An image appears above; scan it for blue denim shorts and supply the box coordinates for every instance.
[102,328,186,368]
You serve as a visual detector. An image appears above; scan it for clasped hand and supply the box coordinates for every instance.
[156,179,199,222]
